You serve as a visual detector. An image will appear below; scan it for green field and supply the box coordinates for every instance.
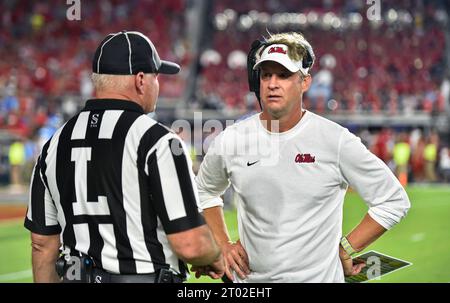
[1,186,449,283]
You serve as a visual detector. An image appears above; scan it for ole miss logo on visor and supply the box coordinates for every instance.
[268,46,287,55]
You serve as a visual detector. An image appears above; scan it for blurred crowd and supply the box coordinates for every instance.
[198,0,447,113]
[0,0,189,139]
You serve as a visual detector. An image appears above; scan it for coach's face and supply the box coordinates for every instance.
[259,61,311,119]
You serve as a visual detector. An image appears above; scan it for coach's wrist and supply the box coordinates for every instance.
[217,239,234,247]
[217,238,233,246]
[340,236,357,256]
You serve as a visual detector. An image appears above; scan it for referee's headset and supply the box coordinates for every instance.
[246,37,316,110]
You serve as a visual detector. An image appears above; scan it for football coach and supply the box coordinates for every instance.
[195,31,411,283]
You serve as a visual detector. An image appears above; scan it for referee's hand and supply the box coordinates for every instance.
[221,239,250,281]
[191,253,225,280]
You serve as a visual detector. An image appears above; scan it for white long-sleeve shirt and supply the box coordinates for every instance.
[196,111,410,282]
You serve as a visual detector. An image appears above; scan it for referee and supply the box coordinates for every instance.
[24,30,224,283]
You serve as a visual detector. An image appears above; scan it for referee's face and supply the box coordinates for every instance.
[259,61,310,120]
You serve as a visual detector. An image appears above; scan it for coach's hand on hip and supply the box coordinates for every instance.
[339,245,366,276]
[220,239,250,281]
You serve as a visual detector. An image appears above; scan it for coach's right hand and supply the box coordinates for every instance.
[222,239,250,281]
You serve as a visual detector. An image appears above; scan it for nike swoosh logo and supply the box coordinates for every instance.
[247,160,259,166]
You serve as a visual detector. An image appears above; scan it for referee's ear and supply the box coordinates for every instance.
[135,72,146,96]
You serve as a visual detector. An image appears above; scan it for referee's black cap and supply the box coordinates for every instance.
[92,30,180,75]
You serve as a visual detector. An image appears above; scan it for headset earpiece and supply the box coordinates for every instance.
[247,39,268,110]
[299,40,315,70]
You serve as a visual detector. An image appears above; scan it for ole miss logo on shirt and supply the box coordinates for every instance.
[268,46,287,55]
[295,153,315,163]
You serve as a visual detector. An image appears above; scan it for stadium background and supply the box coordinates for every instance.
[0,0,449,283]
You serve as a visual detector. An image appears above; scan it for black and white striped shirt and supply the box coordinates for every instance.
[24,99,205,275]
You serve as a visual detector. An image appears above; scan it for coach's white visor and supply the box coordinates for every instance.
[253,44,308,75]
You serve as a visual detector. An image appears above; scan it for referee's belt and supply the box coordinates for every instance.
[92,268,185,283]
[57,250,185,283]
